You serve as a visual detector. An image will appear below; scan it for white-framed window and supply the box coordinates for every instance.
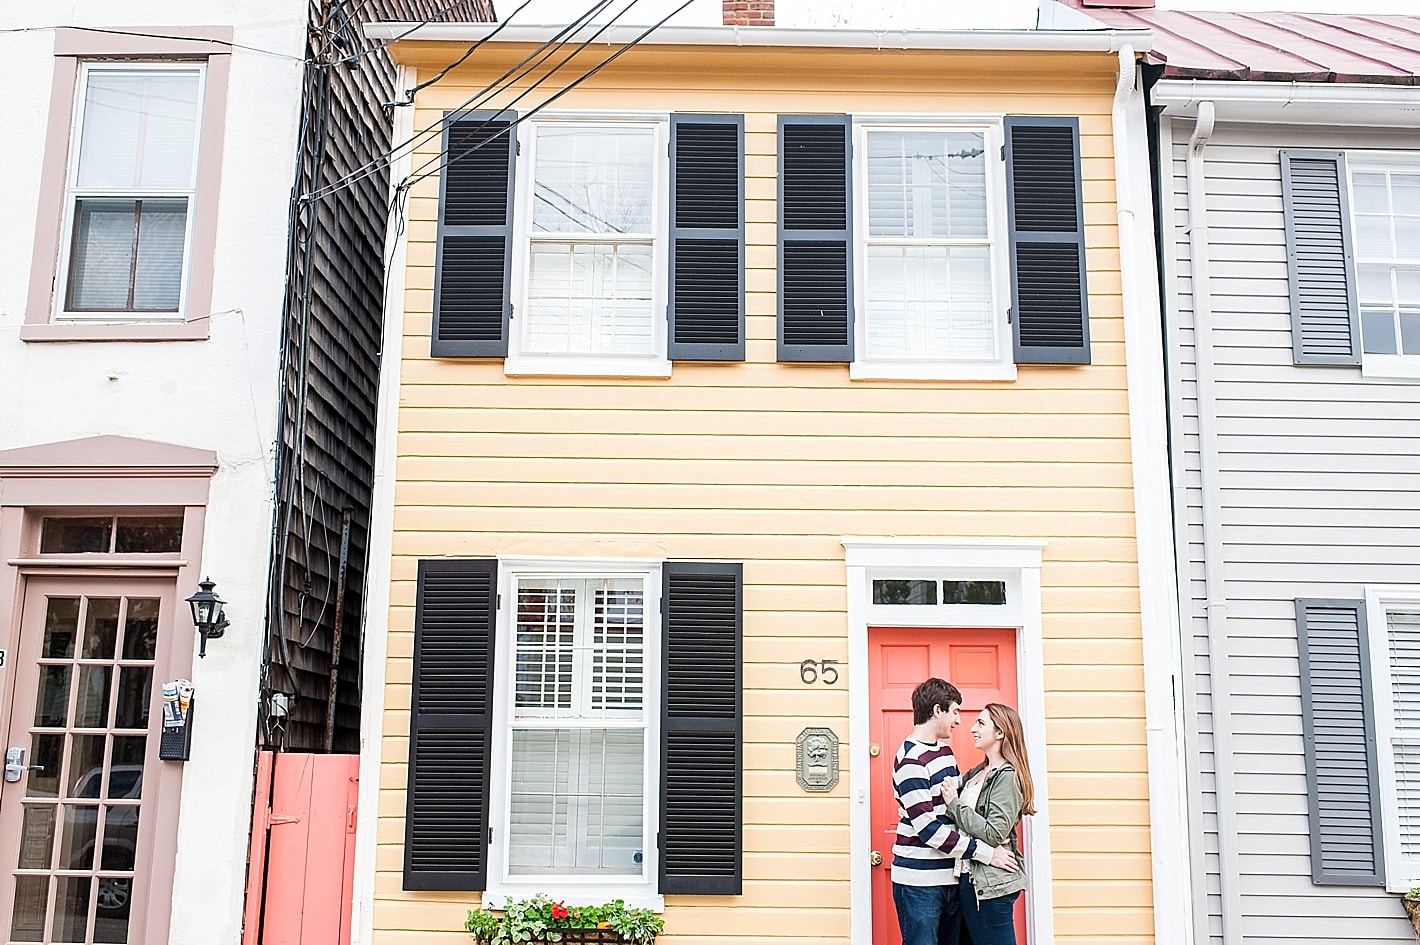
[1350,158,1420,379]
[488,560,662,905]
[56,62,205,320]
[852,118,1013,381]
[506,116,670,378]
[1365,587,1420,892]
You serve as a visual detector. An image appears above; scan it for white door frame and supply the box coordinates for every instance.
[843,538,1052,945]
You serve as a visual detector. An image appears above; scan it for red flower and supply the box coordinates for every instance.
[550,903,569,921]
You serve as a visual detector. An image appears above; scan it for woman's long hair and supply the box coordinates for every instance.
[985,703,1036,816]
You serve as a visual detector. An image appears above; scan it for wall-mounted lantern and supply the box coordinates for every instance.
[186,577,229,658]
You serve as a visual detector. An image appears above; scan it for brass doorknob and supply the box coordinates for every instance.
[869,743,881,757]
[870,850,883,867]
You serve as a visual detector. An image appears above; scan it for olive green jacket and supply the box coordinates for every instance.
[945,762,1028,900]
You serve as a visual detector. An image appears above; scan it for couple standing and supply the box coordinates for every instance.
[891,677,1035,945]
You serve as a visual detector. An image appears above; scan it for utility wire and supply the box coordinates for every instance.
[0,25,313,62]
[396,0,536,104]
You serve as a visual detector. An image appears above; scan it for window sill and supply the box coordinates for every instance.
[21,318,209,342]
[1361,354,1420,380]
[504,354,672,378]
[849,359,1017,382]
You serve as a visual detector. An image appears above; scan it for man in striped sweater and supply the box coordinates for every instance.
[892,677,1018,945]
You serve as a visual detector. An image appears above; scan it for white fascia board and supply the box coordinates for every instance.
[364,21,1152,54]
[1154,78,1420,128]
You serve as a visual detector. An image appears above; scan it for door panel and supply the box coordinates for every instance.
[0,578,176,945]
[867,626,1022,945]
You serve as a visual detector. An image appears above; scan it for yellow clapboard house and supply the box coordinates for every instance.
[356,10,1183,945]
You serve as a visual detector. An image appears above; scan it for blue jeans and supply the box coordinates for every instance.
[892,882,963,945]
[960,874,1021,945]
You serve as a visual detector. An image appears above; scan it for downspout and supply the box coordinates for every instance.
[1112,47,1194,945]
[1185,99,1243,945]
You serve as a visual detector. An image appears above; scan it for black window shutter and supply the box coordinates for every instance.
[670,114,744,361]
[661,561,742,895]
[1295,598,1386,885]
[404,558,498,890]
[1281,151,1361,365]
[432,112,516,358]
[1004,116,1091,365]
[778,116,852,362]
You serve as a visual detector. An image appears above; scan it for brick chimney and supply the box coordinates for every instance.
[723,0,774,26]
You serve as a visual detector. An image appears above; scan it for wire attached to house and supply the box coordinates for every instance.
[395,0,537,105]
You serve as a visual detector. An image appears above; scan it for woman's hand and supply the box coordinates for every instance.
[938,777,959,805]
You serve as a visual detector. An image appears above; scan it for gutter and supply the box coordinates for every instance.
[1184,99,1243,945]
[1155,78,1420,128]
[364,21,1153,54]
[1112,45,1194,945]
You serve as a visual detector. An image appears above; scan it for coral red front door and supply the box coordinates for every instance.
[0,578,179,945]
[867,626,1022,945]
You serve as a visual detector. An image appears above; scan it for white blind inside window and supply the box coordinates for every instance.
[1389,609,1420,860]
[508,577,646,878]
[76,71,201,191]
[863,129,994,360]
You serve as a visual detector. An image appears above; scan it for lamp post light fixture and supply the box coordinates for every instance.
[186,577,229,658]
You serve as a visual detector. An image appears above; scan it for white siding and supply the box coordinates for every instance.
[1164,118,1420,944]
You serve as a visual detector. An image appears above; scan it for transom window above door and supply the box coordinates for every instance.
[39,516,183,555]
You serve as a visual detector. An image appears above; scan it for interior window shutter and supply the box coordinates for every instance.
[432,112,516,358]
[1004,116,1091,365]
[1295,598,1385,885]
[661,561,742,894]
[1281,151,1361,365]
[404,559,497,890]
[778,116,852,362]
[670,114,744,360]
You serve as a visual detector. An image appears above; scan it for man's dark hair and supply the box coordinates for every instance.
[911,677,963,725]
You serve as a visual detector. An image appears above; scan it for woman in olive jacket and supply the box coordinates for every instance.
[940,703,1035,945]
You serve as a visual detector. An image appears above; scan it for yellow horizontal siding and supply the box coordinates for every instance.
[374,41,1154,945]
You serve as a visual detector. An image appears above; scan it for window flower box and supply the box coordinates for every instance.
[466,895,663,945]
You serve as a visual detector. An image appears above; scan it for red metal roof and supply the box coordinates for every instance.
[1069,6,1420,83]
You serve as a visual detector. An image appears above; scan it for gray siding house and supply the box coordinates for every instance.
[1060,2,1420,943]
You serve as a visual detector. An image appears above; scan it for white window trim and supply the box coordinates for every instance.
[849,115,1016,382]
[1347,153,1420,380]
[1364,585,1420,893]
[504,113,672,379]
[55,61,206,323]
[486,556,664,910]
[843,538,1052,945]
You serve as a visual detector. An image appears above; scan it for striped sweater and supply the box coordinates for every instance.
[890,738,994,885]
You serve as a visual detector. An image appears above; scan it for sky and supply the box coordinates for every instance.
[493,0,1420,28]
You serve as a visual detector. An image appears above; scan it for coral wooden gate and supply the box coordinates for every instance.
[243,752,359,945]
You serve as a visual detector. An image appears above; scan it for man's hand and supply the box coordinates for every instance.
[988,846,1019,872]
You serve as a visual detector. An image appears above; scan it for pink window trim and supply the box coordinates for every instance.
[0,436,217,945]
[22,27,233,342]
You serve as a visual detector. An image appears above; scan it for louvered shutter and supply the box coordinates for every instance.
[1281,151,1361,365]
[778,116,852,362]
[670,114,744,360]
[1004,116,1091,365]
[431,112,516,357]
[1295,598,1385,885]
[404,559,497,890]
[661,561,742,894]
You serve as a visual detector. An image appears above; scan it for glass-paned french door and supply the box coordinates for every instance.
[0,579,173,945]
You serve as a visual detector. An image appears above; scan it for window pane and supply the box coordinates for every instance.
[867,130,987,239]
[76,71,201,191]
[872,580,937,605]
[1394,173,1420,215]
[114,517,184,554]
[42,598,81,658]
[1358,265,1393,305]
[532,125,654,235]
[592,585,644,712]
[41,518,113,555]
[524,243,654,355]
[1402,311,1420,356]
[515,583,575,713]
[1398,267,1420,305]
[1362,308,1398,355]
[941,580,1007,605]
[131,199,187,311]
[1354,214,1392,258]
[864,245,993,359]
[508,728,644,875]
[68,199,137,310]
[1353,172,1389,214]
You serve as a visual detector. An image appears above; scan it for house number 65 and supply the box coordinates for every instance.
[800,659,839,685]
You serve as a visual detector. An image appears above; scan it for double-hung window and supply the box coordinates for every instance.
[59,63,205,319]
[856,122,1007,377]
[1351,162,1420,375]
[497,571,656,892]
[514,121,666,373]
